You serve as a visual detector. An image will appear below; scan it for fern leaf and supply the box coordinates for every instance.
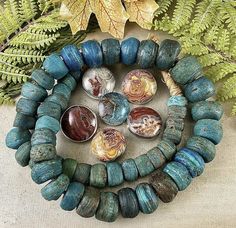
[231,102,236,115]
[217,74,236,101]
[19,0,38,22]
[155,0,174,17]
[197,53,224,67]
[0,90,15,105]
[214,28,230,52]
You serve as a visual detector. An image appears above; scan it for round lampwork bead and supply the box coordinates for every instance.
[101,38,120,65]
[121,158,139,182]
[60,105,97,142]
[15,141,31,167]
[98,92,130,126]
[82,67,115,99]
[107,162,124,187]
[122,69,157,104]
[127,107,162,138]
[16,97,38,116]
[31,69,54,90]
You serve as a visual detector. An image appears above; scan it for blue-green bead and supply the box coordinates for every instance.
[31,128,56,146]
[16,98,38,116]
[21,82,47,102]
[186,136,216,163]
[15,141,31,167]
[95,192,119,222]
[194,119,223,144]
[167,96,188,107]
[60,44,85,72]
[62,158,77,180]
[156,39,181,70]
[121,159,138,182]
[43,53,69,79]
[31,69,54,90]
[60,182,85,211]
[166,117,185,131]
[52,83,71,98]
[41,174,70,201]
[157,139,176,160]
[191,101,223,121]
[90,164,107,188]
[44,93,68,111]
[13,112,36,129]
[101,38,120,65]
[168,105,187,118]
[31,159,62,184]
[146,147,166,169]
[134,154,155,177]
[174,148,205,178]
[37,101,61,120]
[184,77,215,102]
[107,162,124,187]
[6,127,31,149]
[59,73,77,91]
[35,116,60,134]
[163,127,182,145]
[30,144,56,162]
[135,183,159,214]
[82,40,103,68]
[137,40,159,68]
[70,71,82,82]
[73,163,91,184]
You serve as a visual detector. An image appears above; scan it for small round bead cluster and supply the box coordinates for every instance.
[5,37,224,222]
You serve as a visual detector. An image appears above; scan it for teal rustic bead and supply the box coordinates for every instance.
[31,128,56,146]
[156,39,181,70]
[194,119,223,144]
[168,105,187,118]
[135,183,159,214]
[137,40,159,68]
[29,159,36,169]
[107,162,124,187]
[157,139,176,160]
[73,163,91,184]
[15,141,31,167]
[174,148,205,178]
[44,93,68,111]
[62,158,77,180]
[167,96,188,107]
[31,159,62,184]
[146,147,166,169]
[76,187,100,218]
[60,182,85,211]
[16,97,38,116]
[134,154,155,177]
[163,161,192,191]
[191,101,224,121]
[166,117,185,131]
[43,53,69,79]
[37,101,61,120]
[186,136,216,162]
[163,127,182,145]
[35,116,60,133]
[184,77,215,102]
[70,71,82,82]
[30,144,56,162]
[52,83,71,98]
[6,127,31,149]
[118,187,139,218]
[121,159,138,182]
[59,73,77,91]
[31,69,54,90]
[21,82,47,102]
[13,112,36,129]
[90,164,107,188]
[101,38,120,65]
[170,56,202,85]
[95,192,119,222]
[41,174,70,201]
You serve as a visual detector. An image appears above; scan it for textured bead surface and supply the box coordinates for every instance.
[70,71,82,82]
[107,162,124,187]
[16,98,38,116]
[135,183,159,214]
[157,139,176,160]
[168,105,187,119]
[44,93,68,111]
[163,127,182,145]
[31,128,56,146]
[135,154,155,177]
[37,101,61,120]
[31,69,54,90]
[194,119,223,144]
[30,144,56,162]
[52,83,71,98]
[165,117,185,131]
[146,147,166,169]
[62,158,77,179]
[163,161,192,191]
[122,159,138,182]
[101,38,120,65]
[73,163,91,184]
[13,112,36,129]
[167,96,188,107]
[184,77,215,102]
[90,164,107,188]
[15,141,31,167]
[35,116,60,134]
[59,73,77,91]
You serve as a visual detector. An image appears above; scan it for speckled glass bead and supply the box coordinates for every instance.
[165,117,185,131]
[194,119,223,145]
[134,154,155,177]
[59,73,77,91]
[121,37,140,65]
[101,38,120,65]
[168,105,187,119]
[137,40,158,68]
[37,101,61,120]
[30,144,56,162]
[174,148,205,178]
[6,127,31,149]
[118,187,139,218]
[186,136,216,162]
[52,83,71,98]
[44,93,68,111]
[157,139,176,160]
[41,174,70,201]
[163,127,182,145]
[31,69,54,90]
[191,101,224,121]
[135,183,159,214]
[121,159,138,182]
[95,192,119,222]
[15,141,31,167]
[43,53,69,79]
[62,158,77,180]
[76,187,100,218]
[107,162,124,187]
[90,164,107,188]
[150,170,178,203]
[167,96,188,107]
[81,40,103,68]
[35,116,60,134]
[98,92,130,126]
[21,82,47,102]
[146,147,166,169]
[156,39,181,70]
[170,56,202,85]
[13,112,36,129]
[60,182,85,211]
[31,128,56,147]
[163,161,192,191]
[31,159,62,184]
[184,77,215,102]
[16,97,38,116]
[60,44,85,72]
[73,163,91,184]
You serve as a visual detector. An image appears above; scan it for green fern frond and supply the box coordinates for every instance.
[214,28,230,52]
[0,82,22,105]
[217,74,236,101]
[19,0,38,22]
[197,53,224,67]
[0,90,15,105]
[155,0,174,17]
[231,103,236,115]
